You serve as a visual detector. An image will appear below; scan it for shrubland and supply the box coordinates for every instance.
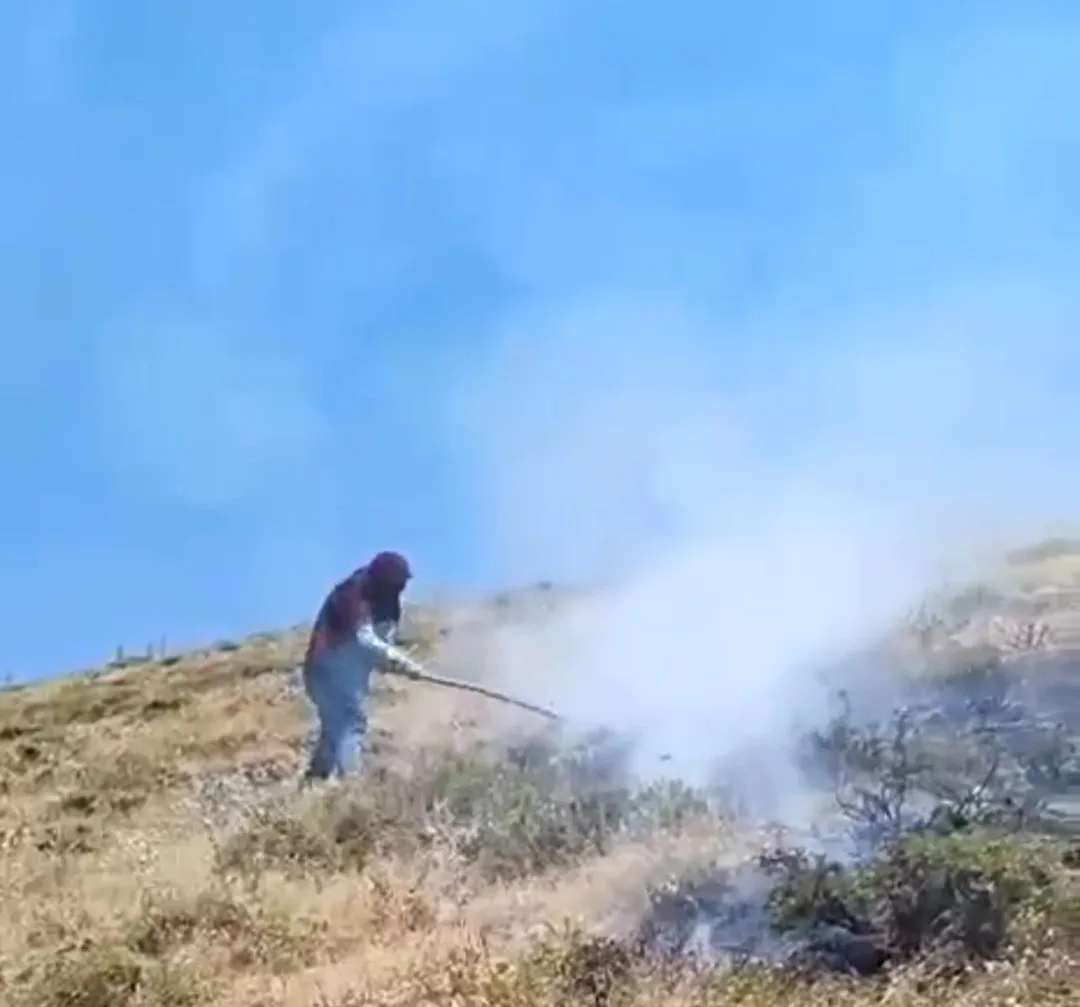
[1,556,1079,1006]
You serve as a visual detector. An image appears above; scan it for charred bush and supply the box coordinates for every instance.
[637,829,1061,978]
[638,865,776,961]
[636,660,1074,980]
[801,663,1075,847]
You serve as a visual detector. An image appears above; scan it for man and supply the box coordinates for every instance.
[301,550,425,783]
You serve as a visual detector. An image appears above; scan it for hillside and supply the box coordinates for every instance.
[1,552,1079,1006]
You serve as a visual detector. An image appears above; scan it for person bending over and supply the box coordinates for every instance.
[301,550,424,782]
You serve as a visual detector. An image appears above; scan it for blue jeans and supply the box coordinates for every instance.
[302,638,376,781]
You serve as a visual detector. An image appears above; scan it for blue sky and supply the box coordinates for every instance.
[3,0,1080,681]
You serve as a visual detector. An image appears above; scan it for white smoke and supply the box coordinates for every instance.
[430,286,1080,821]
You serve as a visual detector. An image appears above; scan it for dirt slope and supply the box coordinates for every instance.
[1,553,1078,1006]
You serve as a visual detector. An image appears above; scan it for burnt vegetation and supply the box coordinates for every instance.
[636,650,1080,981]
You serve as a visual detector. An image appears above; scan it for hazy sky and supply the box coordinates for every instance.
[3,0,1080,681]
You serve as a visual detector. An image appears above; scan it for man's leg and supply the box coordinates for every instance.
[302,662,339,783]
[330,691,367,778]
[307,646,371,780]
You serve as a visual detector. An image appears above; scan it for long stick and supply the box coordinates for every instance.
[391,665,561,720]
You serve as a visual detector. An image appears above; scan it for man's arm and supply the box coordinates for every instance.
[355,620,425,679]
[331,571,424,678]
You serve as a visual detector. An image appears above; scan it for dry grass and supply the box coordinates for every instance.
[1,569,1078,1007]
